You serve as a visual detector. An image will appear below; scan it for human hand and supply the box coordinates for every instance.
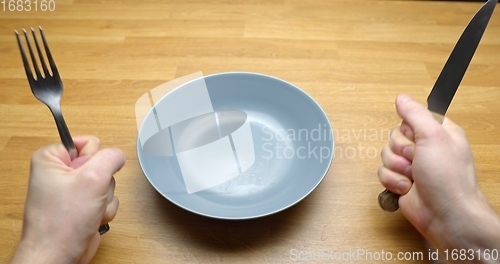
[378,95,500,255]
[11,136,126,264]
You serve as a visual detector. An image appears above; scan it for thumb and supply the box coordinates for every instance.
[76,148,125,192]
[395,94,441,140]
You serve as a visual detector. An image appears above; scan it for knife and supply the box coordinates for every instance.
[378,0,497,212]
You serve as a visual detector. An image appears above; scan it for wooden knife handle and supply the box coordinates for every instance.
[378,189,400,212]
[378,111,444,212]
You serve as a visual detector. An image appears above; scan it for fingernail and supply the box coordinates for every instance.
[404,165,412,176]
[403,129,412,139]
[397,181,409,194]
[398,94,411,103]
[402,145,413,159]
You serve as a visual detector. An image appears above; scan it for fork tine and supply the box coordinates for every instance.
[22,29,42,80]
[31,27,51,78]
[15,30,35,82]
[39,27,59,78]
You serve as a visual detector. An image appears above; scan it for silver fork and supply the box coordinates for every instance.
[15,27,110,235]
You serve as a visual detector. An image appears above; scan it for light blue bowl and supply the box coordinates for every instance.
[137,72,334,219]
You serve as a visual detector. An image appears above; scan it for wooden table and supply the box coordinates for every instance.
[1,0,499,263]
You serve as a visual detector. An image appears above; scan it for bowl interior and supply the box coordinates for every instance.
[137,72,334,219]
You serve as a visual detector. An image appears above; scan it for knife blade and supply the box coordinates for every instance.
[378,0,496,212]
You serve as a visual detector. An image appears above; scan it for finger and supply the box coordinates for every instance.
[103,177,117,224]
[106,177,116,204]
[389,127,415,161]
[395,94,441,139]
[381,145,412,178]
[378,166,412,195]
[70,136,101,169]
[32,136,101,168]
[78,148,126,186]
[400,121,415,141]
[73,135,101,157]
[101,196,119,225]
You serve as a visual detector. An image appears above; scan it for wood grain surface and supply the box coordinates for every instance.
[1,0,499,263]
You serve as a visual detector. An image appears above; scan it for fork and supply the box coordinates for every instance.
[15,27,110,235]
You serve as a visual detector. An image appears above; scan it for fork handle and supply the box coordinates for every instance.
[52,110,78,160]
[51,110,110,235]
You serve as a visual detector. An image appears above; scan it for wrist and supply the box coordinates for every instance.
[432,192,500,260]
[11,234,78,264]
